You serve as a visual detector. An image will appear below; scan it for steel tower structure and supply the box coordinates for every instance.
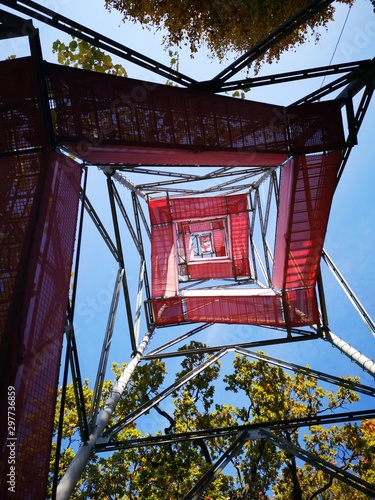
[0,1,375,498]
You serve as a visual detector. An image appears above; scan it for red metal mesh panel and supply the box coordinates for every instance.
[188,261,233,280]
[213,228,226,257]
[230,212,250,277]
[273,151,342,291]
[177,231,193,267]
[68,145,287,167]
[171,196,227,220]
[273,157,295,289]
[0,57,47,154]
[0,153,45,336]
[285,288,320,326]
[149,198,172,225]
[287,101,345,154]
[226,193,249,214]
[151,224,178,297]
[150,194,251,289]
[179,220,228,260]
[187,221,213,233]
[183,293,284,326]
[170,194,248,220]
[151,297,184,325]
[47,63,289,158]
[0,153,81,499]
[151,289,318,327]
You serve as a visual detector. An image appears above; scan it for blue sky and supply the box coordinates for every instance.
[1,0,375,435]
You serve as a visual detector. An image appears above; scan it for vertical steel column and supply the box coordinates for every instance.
[89,269,124,427]
[70,166,88,318]
[107,176,137,353]
[322,250,375,337]
[316,267,329,335]
[254,189,272,285]
[134,261,145,346]
[56,330,154,500]
[51,334,71,500]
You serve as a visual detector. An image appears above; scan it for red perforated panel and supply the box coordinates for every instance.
[151,288,319,327]
[288,101,345,154]
[230,212,251,277]
[151,224,178,297]
[188,261,234,280]
[285,288,320,326]
[0,153,45,336]
[151,290,285,327]
[67,145,287,167]
[169,194,247,220]
[184,294,284,326]
[273,151,342,291]
[0,152,81,499]
[151,297,185,325]
[149,197,172,225]
[47,63,289,159]
[150,194,251,292]
[46,63,344,164]
[0,58,47,154]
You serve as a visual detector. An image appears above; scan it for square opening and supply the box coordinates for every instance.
[177,218,229,263]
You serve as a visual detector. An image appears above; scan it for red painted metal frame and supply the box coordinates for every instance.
[0,151,81,499]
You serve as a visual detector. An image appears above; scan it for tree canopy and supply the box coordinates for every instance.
[104,0,375,72]
[52,37,127,76]
[49,345,375,499]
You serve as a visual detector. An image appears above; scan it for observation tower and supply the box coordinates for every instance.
[0,1,375,498]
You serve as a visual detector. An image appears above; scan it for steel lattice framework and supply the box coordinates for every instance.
[0,1,375,499]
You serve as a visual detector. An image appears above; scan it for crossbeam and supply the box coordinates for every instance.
[0,0,197,87]
[95,408,375,452]
[206,0,335,89]
[218,60,372,93]
[260,427,375,497]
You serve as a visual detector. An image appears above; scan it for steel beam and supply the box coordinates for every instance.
[107,177,137,353]
[234,348,375,398]
[337,84,374,183]
[70,166,87,320]
[0,7,29,37]
[206,0,335,89]
[322,250,375,338]
[145,323,213,358]
[260,427,375,497]
[89,269,124,427]
[336,58,375,101]
[102,348,229,439]
[111,182,142,256]
[134,166,265,190]
[217,60,373,93]
[182,429,261,500]
[80,191,119,262]
[254,189,272,285]
[56,330,154,500]
[142,330,318,360]
[52,329,72,499]
[133,260,145,346]
[1,0,197,87]
[64,295,90,445]
[95,408,375,452]
[325,330,375,379]
[316,267,329,335]
[134,195,151,238]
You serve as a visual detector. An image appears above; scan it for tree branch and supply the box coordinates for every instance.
[309,475,333,499]
[154,404,175,432]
